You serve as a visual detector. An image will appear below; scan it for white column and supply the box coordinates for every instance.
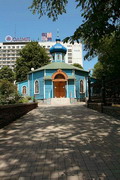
[74,79,76,98]
[28,79,30,96]
[44,80,45,99]
[67,81,68,98]
[52,81,53,98]
[44,70,46,99]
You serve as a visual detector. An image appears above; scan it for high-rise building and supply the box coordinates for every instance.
[0,40,83,69]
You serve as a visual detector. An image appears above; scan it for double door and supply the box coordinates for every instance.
[54,81,66,98]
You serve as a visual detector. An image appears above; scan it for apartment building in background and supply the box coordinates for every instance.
[0,35,83,69]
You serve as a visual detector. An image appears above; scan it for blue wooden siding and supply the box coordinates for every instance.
[17,80,28,96]
[29,70,44,99]
[17,69,89,100]
[68,80,74,98]
[46,69,72,76]
[45,80,52,99]
[75,70,88,99]
[64,69,72,76]
[46,69,56,76]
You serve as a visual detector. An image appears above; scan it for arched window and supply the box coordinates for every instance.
[22,86,27,95]
[80,80,84,93]
[34,80,39,94]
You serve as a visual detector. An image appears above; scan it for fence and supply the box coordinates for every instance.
[88,77,120,105]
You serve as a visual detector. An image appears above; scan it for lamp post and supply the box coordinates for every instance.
[88,75,91,103]
[31,68,34,102]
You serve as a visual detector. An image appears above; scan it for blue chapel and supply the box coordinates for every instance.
[17,39,89,103]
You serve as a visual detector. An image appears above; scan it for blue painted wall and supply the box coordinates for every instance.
[68,80,74,98]
[46,69,56,76]
[29,70,44,99]
[17,68,89,100]
[75,70,88,99]
[46,69,72,76]
[17,80,28,96]
[45,80,52,99]
[64,69,72,76]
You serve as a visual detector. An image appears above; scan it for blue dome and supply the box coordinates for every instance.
[50,43,67,54]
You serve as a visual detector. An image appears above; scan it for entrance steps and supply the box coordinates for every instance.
[51,98,71,106]
[38,98,78,106]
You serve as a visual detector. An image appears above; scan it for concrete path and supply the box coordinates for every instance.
[0,104,120,180]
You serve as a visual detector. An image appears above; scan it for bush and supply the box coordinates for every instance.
[18,96,32,104]
[0,80,33,105]
[0,80,21,105]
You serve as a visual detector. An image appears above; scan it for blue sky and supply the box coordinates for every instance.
[0,0,98,71]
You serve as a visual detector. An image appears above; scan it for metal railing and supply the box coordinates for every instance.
[88,77,120,105]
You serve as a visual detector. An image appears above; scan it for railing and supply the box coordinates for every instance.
[88,77,120,105]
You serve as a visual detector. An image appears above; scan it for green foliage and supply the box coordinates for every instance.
[93,32,120,80]
[0,66,15,82]
[0,80,32,105]
[72,63,83,69]
[64,0,120,60]
[29,0,120,60]
[29,0,68,21]
[18,96,31,103]
[92,62,104,79]
[0,79,21,105]
[15,41,50,82]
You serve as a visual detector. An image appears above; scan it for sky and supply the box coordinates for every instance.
[0,0,98,71]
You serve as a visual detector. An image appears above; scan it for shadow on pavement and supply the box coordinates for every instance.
[0,104,120,180]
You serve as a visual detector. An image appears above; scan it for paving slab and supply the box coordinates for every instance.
[0,104,120,180]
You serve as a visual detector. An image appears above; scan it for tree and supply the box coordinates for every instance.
[0,66,15,82]
[0,79,19,104]
[93,32,120,80]
[92,62,104,79]
[29,0,120,60]
[72,63,83,69]
[15,41,50,82]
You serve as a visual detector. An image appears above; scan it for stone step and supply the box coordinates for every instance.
[51,98,70,105]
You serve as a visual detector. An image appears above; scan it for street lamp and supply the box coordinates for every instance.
[31,68,34,102]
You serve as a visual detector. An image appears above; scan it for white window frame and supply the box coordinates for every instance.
[22,85,27,95]
[80,79,84,93]
[34,80,40,94]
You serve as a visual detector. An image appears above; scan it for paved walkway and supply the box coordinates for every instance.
[0,104,120,180]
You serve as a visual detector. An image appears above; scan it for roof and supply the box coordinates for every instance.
[50,43,67,53]
[28,62,89,74]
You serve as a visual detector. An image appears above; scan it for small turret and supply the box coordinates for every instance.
[50,39,67,62]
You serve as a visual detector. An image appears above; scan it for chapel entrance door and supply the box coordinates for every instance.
[54,81,66,98]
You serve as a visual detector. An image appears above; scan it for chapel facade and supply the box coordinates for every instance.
[17,39,89,102]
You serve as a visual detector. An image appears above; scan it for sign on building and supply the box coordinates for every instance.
[41,33,52,41]
[5,35,30,42]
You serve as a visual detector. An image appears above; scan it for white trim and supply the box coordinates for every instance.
[67,81,68,97]
[72,69,75,75]
[80,79,85,93]
[34,79,40,94]
[28,79,30,96]
[44,80,45,99]
[52,81,53,98]
[17,83,19,91]
[84,77,86,97]
[44,69,46,76]
[74,79,76,98]
[44,70,46,99]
